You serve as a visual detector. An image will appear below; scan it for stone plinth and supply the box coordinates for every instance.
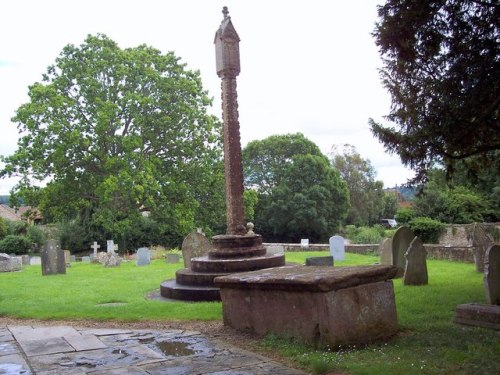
[214,265,398,346]
[454,303,500,330]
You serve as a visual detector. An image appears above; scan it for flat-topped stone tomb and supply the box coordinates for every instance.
[214,265,398,346]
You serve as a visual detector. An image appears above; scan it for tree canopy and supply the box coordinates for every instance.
[370,0,500,182]
[1,34,224,247]
[242,134,348,242]
[330,144,394,225]
[242,133,326,194]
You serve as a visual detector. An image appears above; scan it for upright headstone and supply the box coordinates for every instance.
[82,256,91,263]
[471,223,493,273]
[301,239,309,249]
[484,244,500,305]
[64,250,71,266]
[136,247,151,266]
[403,236,428,285]
[329,235,345,261]
[21,254,30,266]
[30,256,41,265]
[392,226,415,277]
[107,240,115,254]
[380,238,393,265]
[41,240,66,275]
[181,231,212,269]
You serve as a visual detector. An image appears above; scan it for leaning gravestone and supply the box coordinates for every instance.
[380,238,393,265]
[136,247,151,266]
[41,240,66,275]
[0,253,22,272]
[485,244,500,305]
[329,235,345,261]
[181,231,212,269]
[403,236,428,286]
[392,226,415,277]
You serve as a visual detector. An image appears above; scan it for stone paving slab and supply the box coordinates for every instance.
[0,325,307,374]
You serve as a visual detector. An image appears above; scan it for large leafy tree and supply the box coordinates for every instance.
[242,134,348,242]
[330,144,388,226]
[370,0,500,182]
[1,34,224,247]
[242,133,326,194]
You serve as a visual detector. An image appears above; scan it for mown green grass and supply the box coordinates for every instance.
[1,252,498,374]
[262,252,500,374]
[0,259,221,321]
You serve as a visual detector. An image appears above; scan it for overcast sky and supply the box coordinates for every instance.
[0,0,415,195]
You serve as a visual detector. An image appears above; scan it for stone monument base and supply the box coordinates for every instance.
[214,265,398,346]
[454,303,500,330]
[160,233,286,301]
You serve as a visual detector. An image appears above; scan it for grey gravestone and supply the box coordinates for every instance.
[485,244,500,305]
[136,247,151,266]
[64,250,71,266]
[70,255,76,262]
[41,240,66,275]
[21,254,30,265]
[267,245,285,255]
[305,256,334,266]
[0,253,22,272]
[471,224,493,273]
[30,256,41,265]
[392,226,415,277]
[380,238,393,265]
[107,240,115,254]
[300,239,309,249]
[403,237,428,285]
[329,235,345,261]
[181,231,212,269]
[82,256,91,263]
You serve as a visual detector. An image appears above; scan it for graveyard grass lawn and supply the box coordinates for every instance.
[1,254,499,374]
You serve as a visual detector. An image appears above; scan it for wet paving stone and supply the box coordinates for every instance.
[3,325,306,374]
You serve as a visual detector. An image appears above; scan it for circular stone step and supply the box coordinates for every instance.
[176,268,230,286]
[160,279,221,301]
[191,253,286,273]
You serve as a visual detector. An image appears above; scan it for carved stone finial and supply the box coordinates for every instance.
[246,222,255,236]
[222,6,229,19]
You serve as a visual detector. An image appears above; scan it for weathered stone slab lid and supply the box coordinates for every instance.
[214,265,397,292]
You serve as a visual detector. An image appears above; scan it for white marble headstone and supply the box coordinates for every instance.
[329,235,345,261]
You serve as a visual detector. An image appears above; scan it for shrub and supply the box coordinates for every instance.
[0,218,8,240]
[0,235,32,255]
[409,217,446,244]
[27,225,46,250]
[59,221,87,253]
[395,207,415,225]
[345,226,384,244]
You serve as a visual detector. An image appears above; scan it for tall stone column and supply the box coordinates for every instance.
[214,6,246,235]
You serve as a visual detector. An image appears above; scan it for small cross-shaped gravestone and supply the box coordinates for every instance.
[90,241,100,257]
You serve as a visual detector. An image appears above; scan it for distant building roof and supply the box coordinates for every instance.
[0,205,22,221]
